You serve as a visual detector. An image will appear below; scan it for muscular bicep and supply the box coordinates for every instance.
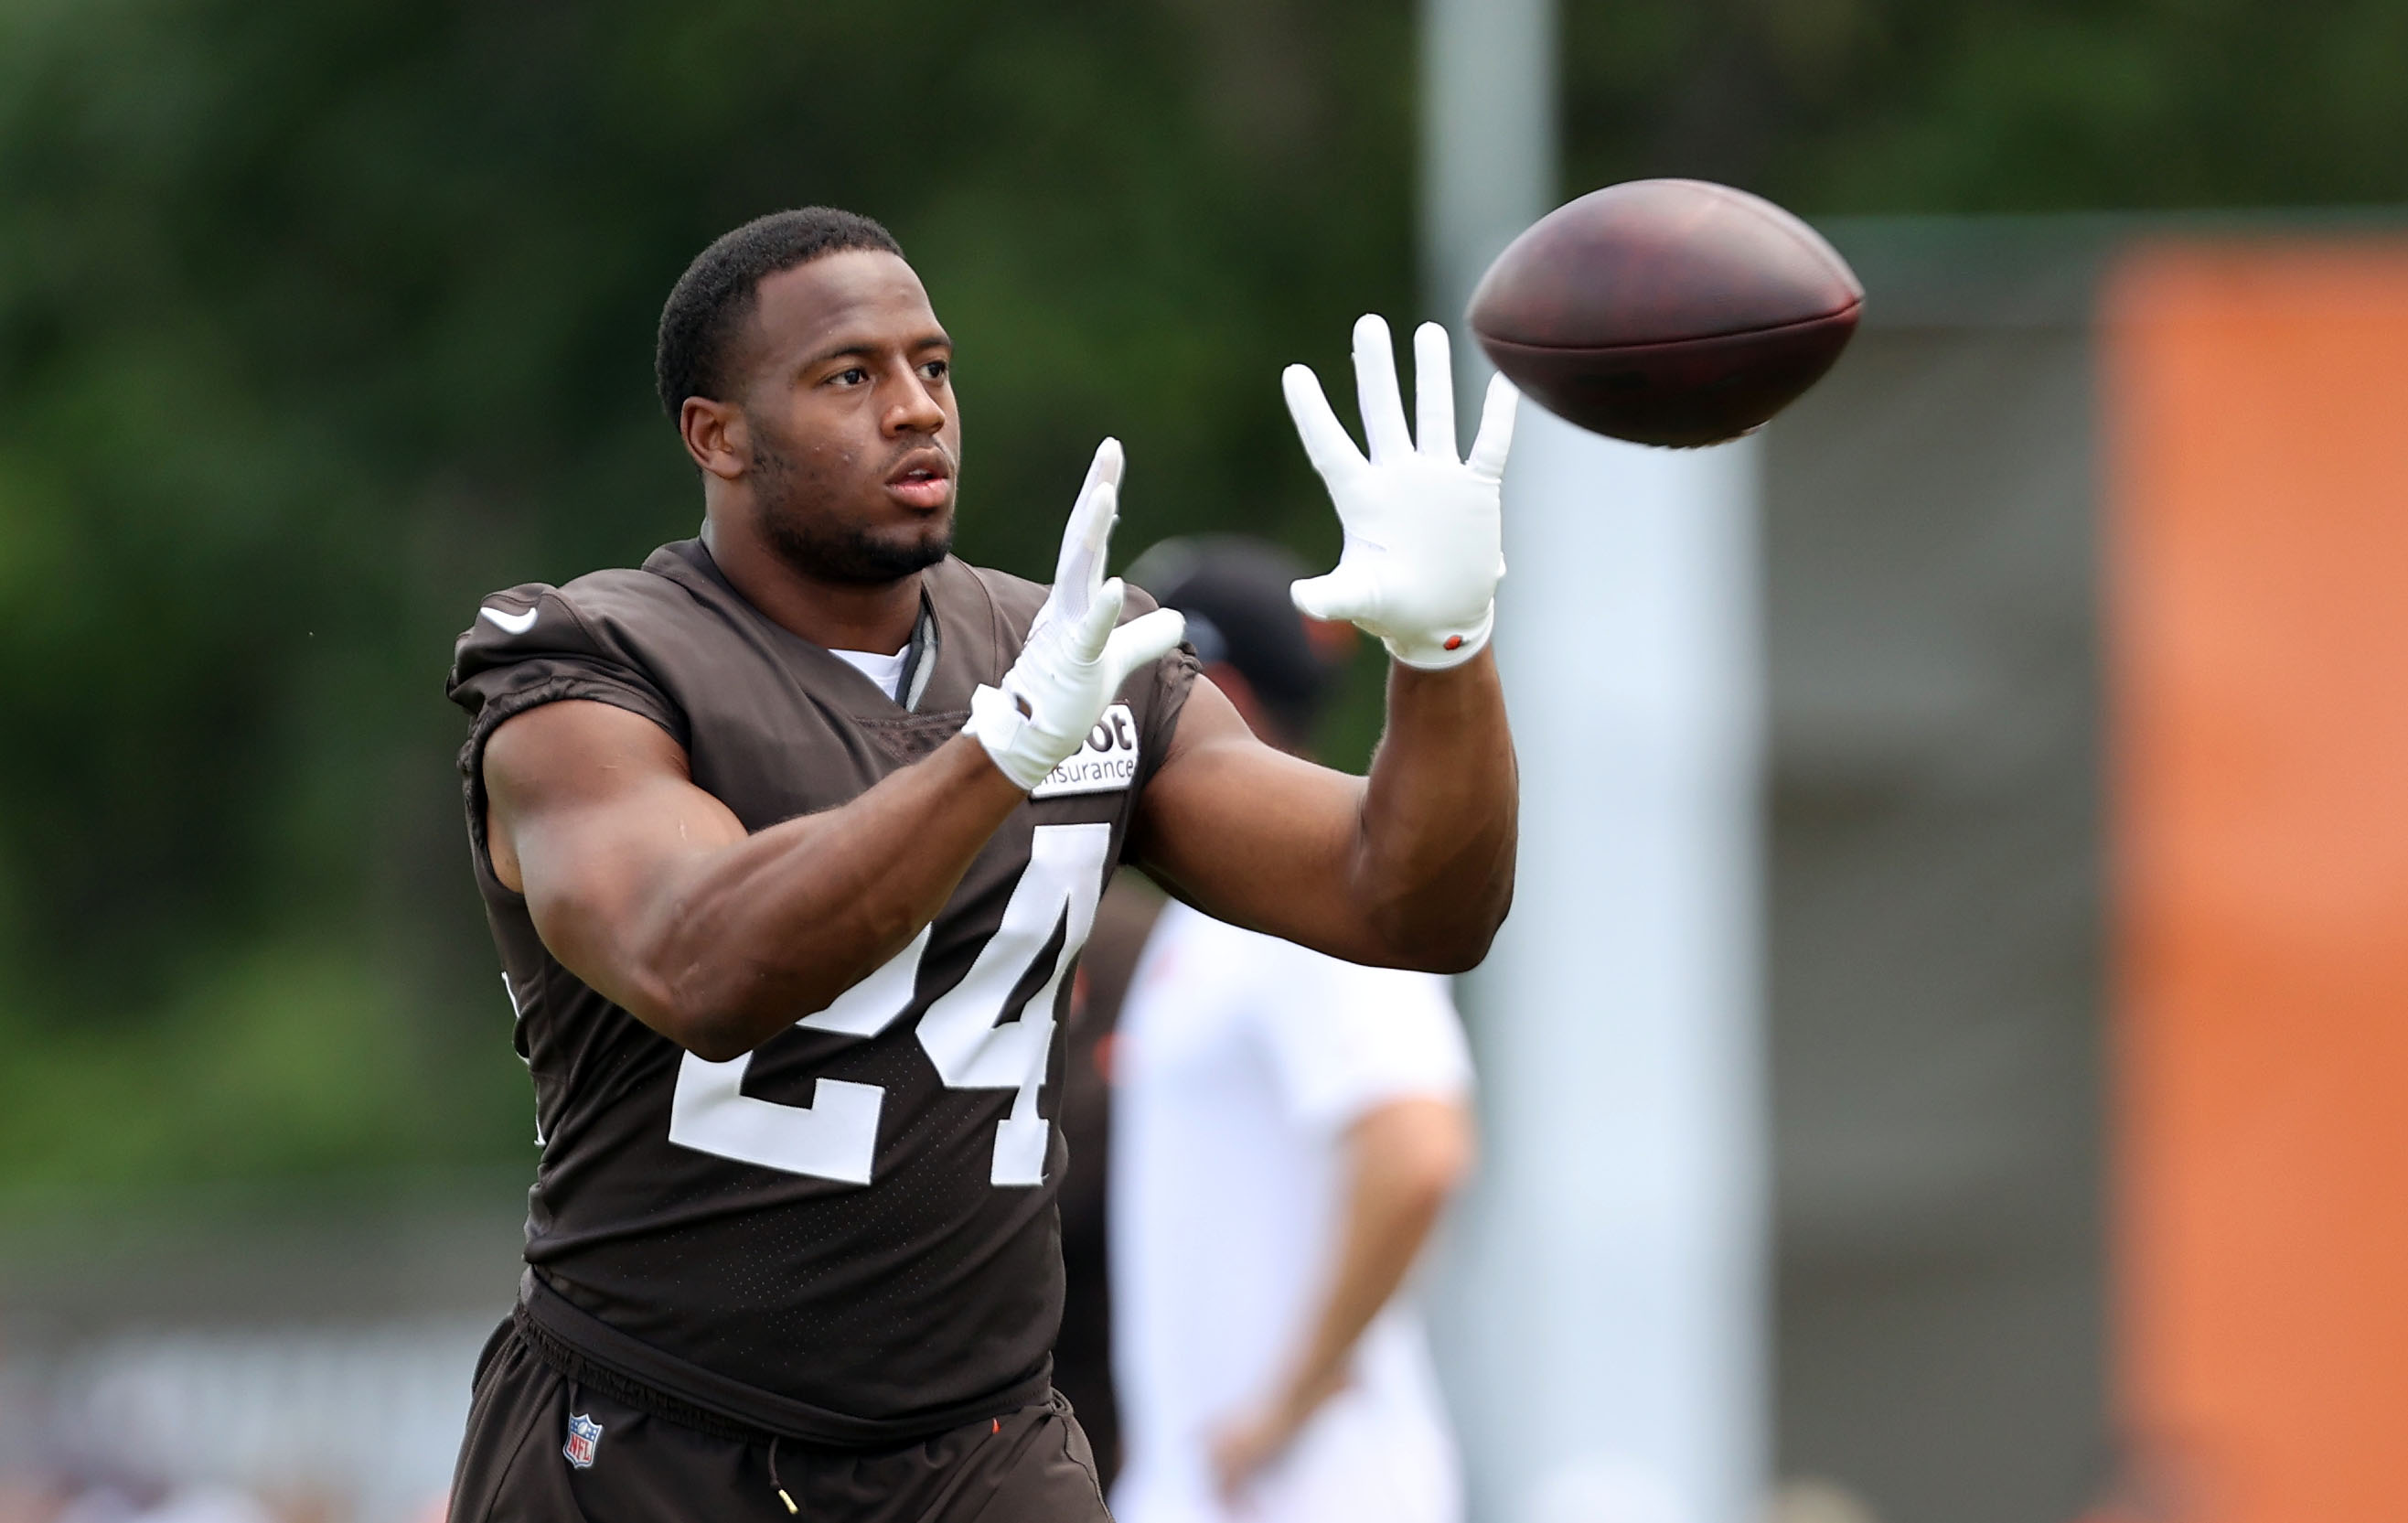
[483,700,746,1021]
[1129,677,1391,962]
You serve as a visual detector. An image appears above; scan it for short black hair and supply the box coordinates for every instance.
[654,207,905,419]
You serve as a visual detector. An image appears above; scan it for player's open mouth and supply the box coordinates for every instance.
[884,454,955,509]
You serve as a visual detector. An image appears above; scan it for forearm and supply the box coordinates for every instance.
[1351,649,1518,967]
[629,735,1022,1056]
[1260,1099,1472,1428]
[1262,1199,1434,1428]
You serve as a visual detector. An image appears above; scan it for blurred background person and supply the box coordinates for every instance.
[1097,538,1477,1523]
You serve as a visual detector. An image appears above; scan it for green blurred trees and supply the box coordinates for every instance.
[0,0,2403,1193]
[0,0,1411,1191]
[1564,0,2408,210]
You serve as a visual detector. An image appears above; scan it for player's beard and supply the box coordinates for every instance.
[750,431,957,586]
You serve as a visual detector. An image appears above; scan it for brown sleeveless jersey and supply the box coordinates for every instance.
[445,538,1198,1437]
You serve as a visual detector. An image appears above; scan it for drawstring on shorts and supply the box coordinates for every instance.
[769,1435,798,1515]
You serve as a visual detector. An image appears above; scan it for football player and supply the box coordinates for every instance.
[444,207,1517,1522]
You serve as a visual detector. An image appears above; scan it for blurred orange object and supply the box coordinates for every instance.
[2107,241,2408,1523]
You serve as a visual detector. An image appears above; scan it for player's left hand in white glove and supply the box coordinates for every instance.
[1283,316,1518,670]
[963,438,1187,790]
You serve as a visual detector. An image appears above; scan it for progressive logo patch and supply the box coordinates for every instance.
[1032,703,1139,799]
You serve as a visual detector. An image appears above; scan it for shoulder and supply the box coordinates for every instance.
[960,562,1046,636]
[1183,906,1459,1026]
[1158,907,1472,1109]
[544,545,737,653]
[447,550,711,759]
[449,546,722,690]
[556,560,706,627]
[1154,901,1319,983]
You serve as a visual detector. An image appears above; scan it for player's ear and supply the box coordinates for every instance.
[680,396,751,481]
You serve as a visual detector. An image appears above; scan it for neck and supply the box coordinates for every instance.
[701,513,924,655]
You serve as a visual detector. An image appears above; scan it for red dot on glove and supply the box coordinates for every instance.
[1444,635,1464,650]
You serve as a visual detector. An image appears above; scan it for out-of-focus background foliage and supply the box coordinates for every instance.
[0,0,1423,1194]
[0,0,2402,1210]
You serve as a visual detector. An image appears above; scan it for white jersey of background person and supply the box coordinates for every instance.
[1108,898,1472,1523]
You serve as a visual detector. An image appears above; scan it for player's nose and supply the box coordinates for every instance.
[886,367,947,436]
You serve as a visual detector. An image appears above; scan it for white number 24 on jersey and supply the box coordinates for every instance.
[667,823,1110,1188]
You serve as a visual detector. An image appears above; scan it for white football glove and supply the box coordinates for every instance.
[1284,316,1518,670]
[964,438,1187,791]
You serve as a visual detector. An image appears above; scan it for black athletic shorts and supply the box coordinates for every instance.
[448,1324,1112,1522]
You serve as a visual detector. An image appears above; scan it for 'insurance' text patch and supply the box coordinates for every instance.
[1032,703,1140,799]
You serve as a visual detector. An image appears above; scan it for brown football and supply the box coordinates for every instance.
[1467,179,1862,447]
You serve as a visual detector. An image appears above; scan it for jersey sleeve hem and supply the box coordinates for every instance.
[455,672,688,895]
[449,588,689,893]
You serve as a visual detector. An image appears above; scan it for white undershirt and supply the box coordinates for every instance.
[1109,902,1472,1523]
[830,646,907,702]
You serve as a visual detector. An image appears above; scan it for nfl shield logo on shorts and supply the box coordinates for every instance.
[563,1411,603,1469]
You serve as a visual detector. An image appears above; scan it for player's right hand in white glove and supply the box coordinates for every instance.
[1283,316,1518,670]
[963,438,1187,791]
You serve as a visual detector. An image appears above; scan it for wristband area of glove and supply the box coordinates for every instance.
[1384,603,1493,671]
[962,682,1053,791]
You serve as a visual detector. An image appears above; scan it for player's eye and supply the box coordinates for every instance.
[919,359,950,384]
[828,366,870,388]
